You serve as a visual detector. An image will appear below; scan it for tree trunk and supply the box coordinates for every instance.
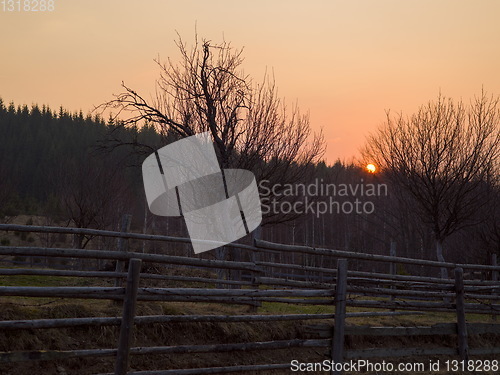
[436,240,448,279]
[215,246,228,288]
[142,199,148,253]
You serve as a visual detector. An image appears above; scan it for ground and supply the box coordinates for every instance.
[0,295,498,375]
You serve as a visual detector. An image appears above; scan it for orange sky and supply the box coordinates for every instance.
[1,0,499,163]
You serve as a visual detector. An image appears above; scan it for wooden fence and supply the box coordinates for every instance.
[0,222,499,374]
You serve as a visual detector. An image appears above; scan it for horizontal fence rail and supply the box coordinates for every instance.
[3,223,499,272]
[0,312,423,330]
[255,239,500,272]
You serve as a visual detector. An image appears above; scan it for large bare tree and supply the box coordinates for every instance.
[363,92,500,278]
[99,35,324,225]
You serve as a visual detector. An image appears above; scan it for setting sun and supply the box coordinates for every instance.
[366,163,377,173]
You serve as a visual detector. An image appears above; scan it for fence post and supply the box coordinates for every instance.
[230,246,242,289]
[249,228,262,313]
[454,267,468,361]
[114,215,132,288]
[115,258,142,375]
[389,241,396,307]
[492,254,498,321]
[251,226,261,266]
[389,240,396,276]
[332,259,347,375]
[249,275,262,313]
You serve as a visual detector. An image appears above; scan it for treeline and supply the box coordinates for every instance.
[0,99,498,274]
[0,99,161,246]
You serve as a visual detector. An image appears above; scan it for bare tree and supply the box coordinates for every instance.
[477,184,500,257]
[0,166,14,220]
[58,156,128,250]
[363,92,500,278]
[98,34,324,225]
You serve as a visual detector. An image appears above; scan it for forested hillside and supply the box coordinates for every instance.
[0,99,161,244]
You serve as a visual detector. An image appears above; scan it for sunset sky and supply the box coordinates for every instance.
[1,0,499,163]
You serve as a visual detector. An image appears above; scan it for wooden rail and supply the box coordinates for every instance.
[255,239,500,272]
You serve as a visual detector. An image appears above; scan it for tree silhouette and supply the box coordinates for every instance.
[363,92,500,278]
[99,34,325,225]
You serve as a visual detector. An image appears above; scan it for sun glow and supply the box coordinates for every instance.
[366,163,377,173]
